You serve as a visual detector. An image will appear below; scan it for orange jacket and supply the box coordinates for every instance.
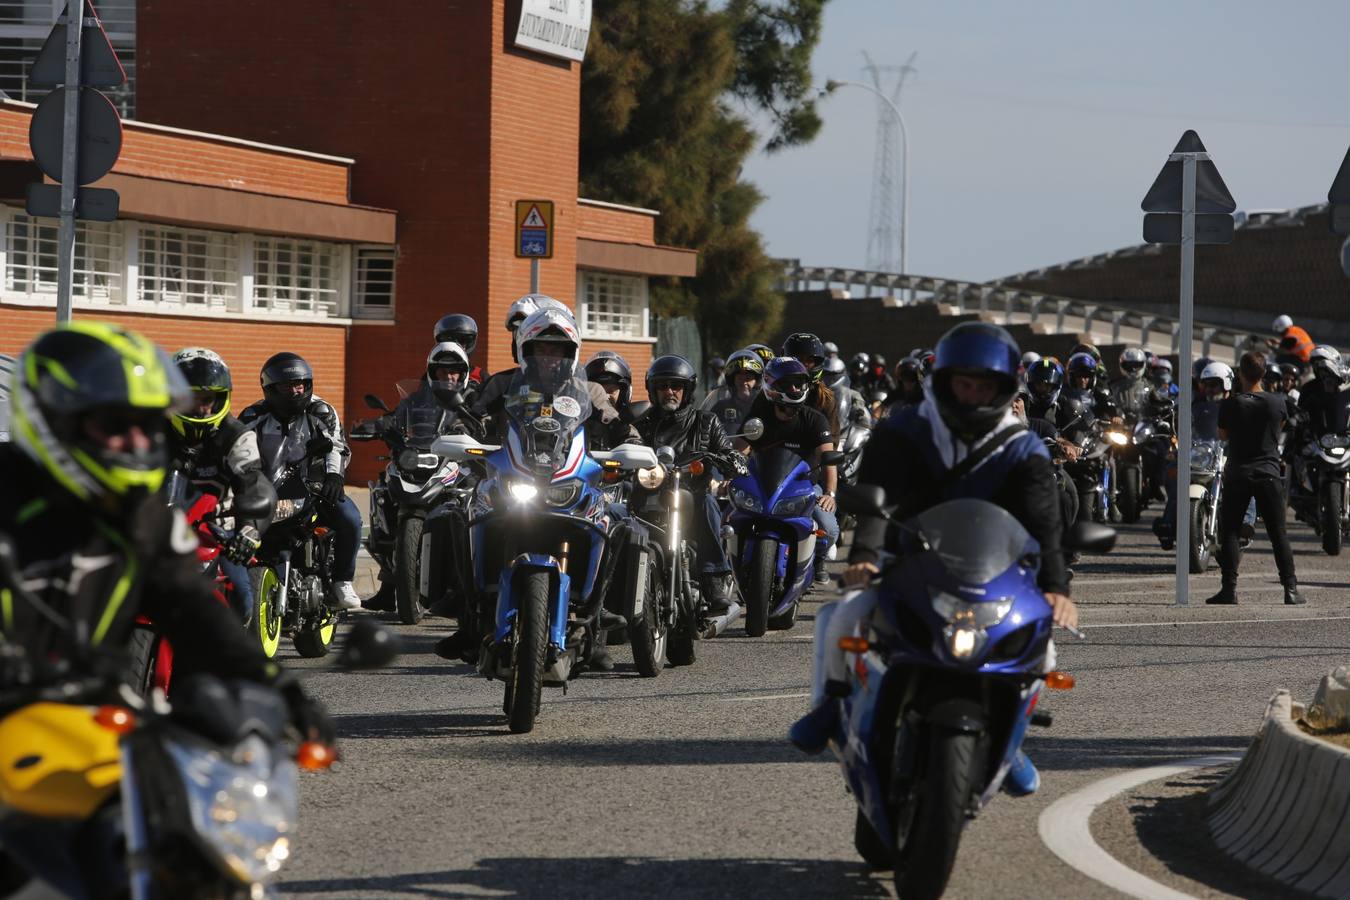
[1280,326,1314,362]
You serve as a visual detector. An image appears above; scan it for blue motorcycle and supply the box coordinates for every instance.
[825,489,1112,898]
[433,373,655,733]
[725,418,842,637]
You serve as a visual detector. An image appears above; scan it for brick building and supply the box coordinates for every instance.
[0,1,696,481]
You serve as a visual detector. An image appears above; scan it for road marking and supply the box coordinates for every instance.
[716,692,810,702]
[1075,570,1340,587]
[1039,755,1240,900]
[1086,615,1350,629]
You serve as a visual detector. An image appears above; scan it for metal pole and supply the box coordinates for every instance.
[55,0,82,324]
[530,257,539,294]
[1175,154,1196,606]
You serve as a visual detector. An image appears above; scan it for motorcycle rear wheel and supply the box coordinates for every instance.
[1119,466,1141,524]
[249,567,283,659]
[1321,480,1343,556]
[396,515,427,625]
[1188,498,1214,573]
[895,730,979,900]
[506,571,550,734]
[744,540,774,638]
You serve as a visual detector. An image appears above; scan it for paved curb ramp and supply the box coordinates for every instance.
[1207,691,1350,897]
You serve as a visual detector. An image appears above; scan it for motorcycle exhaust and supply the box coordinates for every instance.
[699,601,743,639]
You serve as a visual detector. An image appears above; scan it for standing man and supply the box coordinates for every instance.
[1207,352,1305,606]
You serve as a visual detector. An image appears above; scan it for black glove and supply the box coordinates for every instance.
[277,677,337,746]
[224,525,261,566]
[720,451,749,477]
[320,473,347,506]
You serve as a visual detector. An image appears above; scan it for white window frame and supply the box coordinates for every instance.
[1,207,124,305]
[133,222,240,312]
[576,269,652,341]
[352,244,396,320]
[248,235,344,318]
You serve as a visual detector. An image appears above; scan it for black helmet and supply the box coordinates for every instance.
[1262,361,1285,389]
[171,347,232,444]
[848,352,868,379]
[931,322,1021,438]
[1056,390,1096,434]
[585,353,633,407]
[646,355,697,412]
[433,313,478,355]
[782,332,827,382]
[896,356,923,381]
[708,356,726,372]
[1065,352,1098,388]
[870,353,888,370]
[1191,356,1212,385]
[260,352,314,420]
[426,342,470,408]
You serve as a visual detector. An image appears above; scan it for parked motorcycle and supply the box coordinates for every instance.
[826,487,1114,899]
[353,388,469,624]
[250,436,344,659]
[432,374,657,733]
[1295,433,1350,555]
[726,418,843,637]
[1187,438,1226,572]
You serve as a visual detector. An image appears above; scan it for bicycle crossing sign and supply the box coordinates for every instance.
[515,200,554,258]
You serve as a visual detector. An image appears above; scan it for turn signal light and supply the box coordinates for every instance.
[297,742,338,770]
[602,470,623,484]
[1045,671,1076,691]
[93,705,135,734]
[688,460,705,476]
[838,635,869,653]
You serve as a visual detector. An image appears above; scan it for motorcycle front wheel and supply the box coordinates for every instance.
[506,571,550,734]
[396,514,427,625]
[1119,465,1141,524]
[1321,479,1343,556]
[293,612,337,658]
[744,540,775,638]
[249,567,283,659]
[895,729,979,900]
[1189,498,1214,573]
[629,553,668,677]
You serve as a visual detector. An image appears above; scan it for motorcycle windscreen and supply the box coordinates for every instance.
[505,369,592,475]
[753,446,811,500]
[401,406,446,451]
[911,498,1034,585]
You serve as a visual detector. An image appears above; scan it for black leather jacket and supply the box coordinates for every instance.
[634,404,747,488]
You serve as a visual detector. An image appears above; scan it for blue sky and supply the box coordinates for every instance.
[740,0,1350,282]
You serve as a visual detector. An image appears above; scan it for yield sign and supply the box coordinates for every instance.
[1328,145,1350,235]
[1141,130,1236,215]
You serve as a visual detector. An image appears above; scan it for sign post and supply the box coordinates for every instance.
[1141,130,1235,606]
[26,0,125,323]
[515,200,554,294]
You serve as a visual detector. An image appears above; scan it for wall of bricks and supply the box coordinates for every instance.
[578,202,656,245]
[0,304,348,419]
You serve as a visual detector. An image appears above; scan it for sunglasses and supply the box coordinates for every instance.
[651,379,686,392]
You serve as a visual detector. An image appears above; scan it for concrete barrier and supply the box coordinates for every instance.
[1207,691,1350,898]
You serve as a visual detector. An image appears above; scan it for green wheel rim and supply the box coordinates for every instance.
[318,615,336,646]
[258,568,282,658]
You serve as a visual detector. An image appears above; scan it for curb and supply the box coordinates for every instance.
[1207,690,1350,898]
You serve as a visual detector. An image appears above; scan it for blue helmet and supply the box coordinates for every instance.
[932,322,1021,437]
[763,357,811,406]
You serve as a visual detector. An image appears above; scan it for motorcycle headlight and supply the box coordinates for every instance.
[165,735,298,886]
[1190,445,1217,470]
[1106,430,1128,447]
[931,591,1013,661]
[772,492,817,517]
[1320,434,1350,451]
[545,481,582,507]
[730,487,763,513]
[507,480,539,504]
[398,449,438,471]
[636,466,666,490]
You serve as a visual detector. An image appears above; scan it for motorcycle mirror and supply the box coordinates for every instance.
[819,450,845,467]
[741,418,765,442]
[444,391,466,410]
[234,479,277,520]
[364,393,391,413]
[656,445,676,466]
[336,619,401,670]
[837,483,887,518]
[1064,521,1117,555]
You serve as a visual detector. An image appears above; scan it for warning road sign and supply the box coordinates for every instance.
[516,200,554,258]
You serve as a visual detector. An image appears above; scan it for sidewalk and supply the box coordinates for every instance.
[343,485,381,598]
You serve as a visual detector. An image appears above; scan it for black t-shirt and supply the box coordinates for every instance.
[1218,391,1287,479]
[746,395,834,458]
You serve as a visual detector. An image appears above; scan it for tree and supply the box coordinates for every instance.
[580,0,830,353]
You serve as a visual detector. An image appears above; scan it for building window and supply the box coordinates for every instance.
[4,212,122,303]
[136,224,237,310]
[353,245,395,319]
[0,0,136,117]
[577,270,648,339]
[251,236,341,317]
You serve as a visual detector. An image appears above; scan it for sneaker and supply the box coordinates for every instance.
[814,568,831,587]
[331,581,361,610]
[1003,750,1040,796]
[1205,584,1238,605]
[788,702,840,755]
[1284,584,1307,606]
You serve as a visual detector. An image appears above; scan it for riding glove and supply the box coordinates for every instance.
[320,473,347,506]
[224,525,261,565]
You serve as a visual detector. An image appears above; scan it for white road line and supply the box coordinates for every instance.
[1075,570,1341,587]
[716,692,810,702]
[1039,755,1240,900]
[1086,615,1350,629]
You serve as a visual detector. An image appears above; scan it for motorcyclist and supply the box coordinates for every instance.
[359,341,475,612]
[1026,358,1065,423]
[433,313,484,385]
[1110,348,1151,421]
[739,358,840,586]
[1272,314,1315,367]
[239,352,363,610]
[0,322,333,741]
[166,348,276,624]
[1296,346,1350,452]
[1155,361,1237,545]
[823,341,840,361]
[847,352,869,386]
[585,352,648,425]
[472,293,572,420]
[634,356,748,611]
[861,353,896,405]
[1282,362,1304,404]
[1150,357,1179,399]
[1065,351,1117,420]
[746,343,777,367]
[783,332,840,437]
[702,349,764,433]
[707,356,726,387]
[823,356,869,430]
[1014,383,1078,529]
[889,356,925,411]
[788,322,1078,797]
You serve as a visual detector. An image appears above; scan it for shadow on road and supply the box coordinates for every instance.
[445,735,830,767]
[282,856,891,899]
[1029,733,1250,771]
[335,711,507,739]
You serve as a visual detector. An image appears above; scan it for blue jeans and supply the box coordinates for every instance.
[812,486,839,563]
[319,495,363,582]
[698,490,731,574]
[219,555,253,624]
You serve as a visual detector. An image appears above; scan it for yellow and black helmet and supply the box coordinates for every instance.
[723,349,764,379]
[11,322,188,508]
[171,347,232,443]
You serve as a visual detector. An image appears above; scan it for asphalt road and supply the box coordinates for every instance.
[276,515,1350,899]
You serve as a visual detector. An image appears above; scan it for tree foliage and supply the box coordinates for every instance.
[579,0,830,353]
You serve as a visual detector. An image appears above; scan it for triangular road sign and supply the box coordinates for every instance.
[29,1,125,88]
[1141,129,1236,215]
[1329,145,1350,204]
[521,205,548,228]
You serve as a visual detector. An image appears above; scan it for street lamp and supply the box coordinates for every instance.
[823,78,910,281]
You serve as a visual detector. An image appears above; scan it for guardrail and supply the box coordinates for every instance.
[776,260,1269,363]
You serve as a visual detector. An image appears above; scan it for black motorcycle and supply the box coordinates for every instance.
[1294,433,1350,555]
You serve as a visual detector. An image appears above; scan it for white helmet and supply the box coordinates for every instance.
[425,341,470,404]
[1021,351,1041,368]
[1310,345,1343,381]
[1272,314,1294,333]
[1199,361,1234,392]
[516,307,581,390]
[505,293,571,332]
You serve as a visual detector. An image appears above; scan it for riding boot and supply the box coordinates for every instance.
[362,579,395,612]
[702,573,732,613]
[588,637,616,672]
[1205,577,1238,605]
[1283,581,1307,606]
[788,680,849,755]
